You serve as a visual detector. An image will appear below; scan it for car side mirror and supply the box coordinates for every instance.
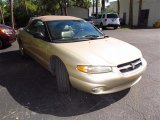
[33,32,45,40]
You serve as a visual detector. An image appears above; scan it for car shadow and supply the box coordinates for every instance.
[0,51,130,117]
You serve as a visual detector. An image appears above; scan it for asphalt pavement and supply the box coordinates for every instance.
[0,28,160,120]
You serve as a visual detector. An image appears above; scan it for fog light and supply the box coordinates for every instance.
[91,87,104,93]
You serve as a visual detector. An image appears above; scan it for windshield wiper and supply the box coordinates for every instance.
[53,34,109,43]
[82,35,104,39]
[71,35,105,40]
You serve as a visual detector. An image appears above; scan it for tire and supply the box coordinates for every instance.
[0,40,3,49]
[53,58,70,93]
[114,26,118,29]
[100,23,104,29]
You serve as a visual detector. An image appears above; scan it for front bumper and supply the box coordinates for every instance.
[0,35,16,45]
[69,58,147,94]
[105,24,120,27]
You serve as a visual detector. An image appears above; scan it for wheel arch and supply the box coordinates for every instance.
[50,55,68,74]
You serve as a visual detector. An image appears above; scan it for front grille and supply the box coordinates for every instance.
[117,58,142,73]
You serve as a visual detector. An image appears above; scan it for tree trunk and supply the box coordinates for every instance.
[0,6,5,24]
[101,0,105,13]
[92,0,95,14]
[129,0,133,28]
[24,0,29,16]
[117,0,120,15]
[59,1,63,15]
[138,0,142,26]
[96,0,98,18]
[60,5,63,15]
[9,0,14,29]
[63,0,68,16]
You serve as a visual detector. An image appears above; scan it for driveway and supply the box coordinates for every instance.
[0,29,160,120]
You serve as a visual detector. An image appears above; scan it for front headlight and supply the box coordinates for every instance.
[77,65,112,74]
[1,28,13,34]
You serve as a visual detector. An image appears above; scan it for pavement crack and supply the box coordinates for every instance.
[0,110,17,120]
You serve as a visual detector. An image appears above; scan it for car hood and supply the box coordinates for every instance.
[53,37,142,66]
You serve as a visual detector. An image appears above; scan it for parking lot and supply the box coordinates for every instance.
[0,28,160,120]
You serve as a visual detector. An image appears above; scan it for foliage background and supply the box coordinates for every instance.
[0,0,92,28]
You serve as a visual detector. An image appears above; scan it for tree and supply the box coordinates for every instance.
[24,0,38,15]
[96,0,98,18]
[63,0,68,16]
[101,0,105,12]
[9,0,14,29]
[1,0,92,27]
[138,0,142,26]
[82,0,92,8]
[71,0,92,9]
[92,0,95,14]
[129,0,133,28]
[0,6,4,24]
[117,0,120,15]
[0,0,5,24]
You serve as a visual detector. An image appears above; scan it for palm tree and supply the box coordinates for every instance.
[23,0,29,16]
[117,0,120,15]
[129,0,133,28]
[101,0,105,12]
[92,0,95,14]
[96,0,98,18]
[59,1,63,15]
[63,0,68,16]
[0,5,4,24]
[9,0,14,29]
[138,0,142,26]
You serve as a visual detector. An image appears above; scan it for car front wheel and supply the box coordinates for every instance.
[114,26,118,29]
[100,23,104,29]
[52,58,70,93]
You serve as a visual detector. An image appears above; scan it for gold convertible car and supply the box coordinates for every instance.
[18,15,147,94]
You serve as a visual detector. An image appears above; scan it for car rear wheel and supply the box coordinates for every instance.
[53,58,70,93]
[0,40,3,48]
[114,26,118,29]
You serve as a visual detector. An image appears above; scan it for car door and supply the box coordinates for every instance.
[27,20,50,68]
[97,14,102,25]
[19,24,35,53]
[102,14,106,25]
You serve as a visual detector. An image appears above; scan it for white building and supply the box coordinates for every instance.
[110,0,160,27]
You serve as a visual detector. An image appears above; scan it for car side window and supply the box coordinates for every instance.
[103,14,105,18]
[28,21,45,36]
[98,14,102,19]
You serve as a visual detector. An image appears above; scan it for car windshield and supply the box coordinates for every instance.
[107,14,118,18]
[47,20,104,42]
